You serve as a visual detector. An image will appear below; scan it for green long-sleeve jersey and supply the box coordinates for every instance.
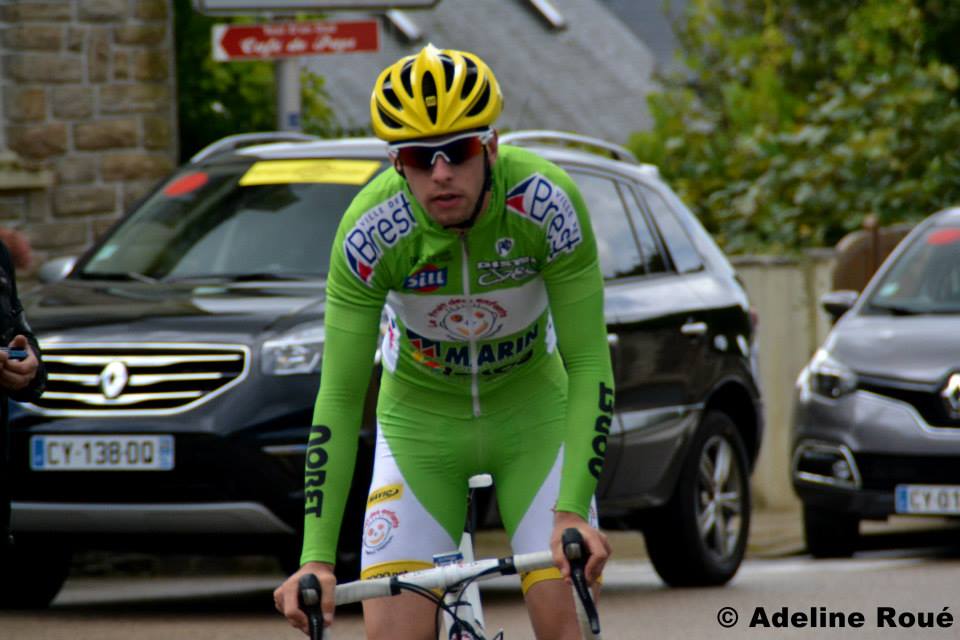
[301,145,615,564]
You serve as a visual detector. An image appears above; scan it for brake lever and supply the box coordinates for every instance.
[562,527,602,636]
[298,573,325,640]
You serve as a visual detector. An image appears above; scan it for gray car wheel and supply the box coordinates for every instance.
[644,410,751,587]
[803,505,859,558]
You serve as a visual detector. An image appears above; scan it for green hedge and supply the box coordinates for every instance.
[628,0,960,253]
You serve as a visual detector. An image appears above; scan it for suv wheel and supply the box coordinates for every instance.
[0,537,72,609]
[803,505,859,558]
[644,411,751,587]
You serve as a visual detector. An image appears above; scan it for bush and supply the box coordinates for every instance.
[629,0,960,253]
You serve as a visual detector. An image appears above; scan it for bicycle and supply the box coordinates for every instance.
[297,475,602,639]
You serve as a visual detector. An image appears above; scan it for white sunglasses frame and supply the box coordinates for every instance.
[387,129,494,167]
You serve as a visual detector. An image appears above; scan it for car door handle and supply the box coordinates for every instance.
[680,321,707,337]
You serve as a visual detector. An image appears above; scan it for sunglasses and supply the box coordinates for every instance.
[391,130,493,171]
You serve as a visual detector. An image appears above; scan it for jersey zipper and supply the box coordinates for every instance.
[460,234,481,417]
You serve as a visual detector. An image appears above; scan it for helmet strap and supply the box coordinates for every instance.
[444,146,491,231]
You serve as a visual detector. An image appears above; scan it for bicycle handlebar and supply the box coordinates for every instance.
[562,528,602,637]
[297,531,601,638]
[332,551,555,606]
[298,573,325,640]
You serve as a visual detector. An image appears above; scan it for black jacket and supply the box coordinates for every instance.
[0,241,46,544]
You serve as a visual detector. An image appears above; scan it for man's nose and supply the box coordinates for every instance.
[430,155,454,180]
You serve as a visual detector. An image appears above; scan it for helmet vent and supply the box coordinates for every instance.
[400,61,414,97]
[466,82,490,117]
[377,106,403,130]
[439,54,455,92]
[422,71,438,123]
[382,81,402,110]
[461,58,478,99]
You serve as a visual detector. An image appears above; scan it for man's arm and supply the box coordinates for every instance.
[299,308,381,565]
[538,170,615,517]
[539,168,615,584]
[298,191,394,566]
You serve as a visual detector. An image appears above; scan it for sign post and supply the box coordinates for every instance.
[211,20,380,131]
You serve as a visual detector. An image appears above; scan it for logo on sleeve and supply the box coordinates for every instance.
[404,264,448,292]
[344,192,416,285]
[505,174,582,261]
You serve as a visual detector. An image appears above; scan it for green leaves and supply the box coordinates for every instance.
[630,0,960,253]
[173,1,355,162]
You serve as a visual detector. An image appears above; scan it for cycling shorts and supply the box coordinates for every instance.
[358,376,598,593]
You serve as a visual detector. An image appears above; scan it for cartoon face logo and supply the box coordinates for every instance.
[428,298,507,340]
[444,308,497,338]
[495,237,514,257]
[363,509,399,554]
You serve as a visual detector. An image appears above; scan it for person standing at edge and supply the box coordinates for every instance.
[0,228,46,554]
[275,45,614,639]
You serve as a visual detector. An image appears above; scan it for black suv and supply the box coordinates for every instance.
[6,131,762,607]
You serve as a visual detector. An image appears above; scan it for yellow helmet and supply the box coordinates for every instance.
[370,44,503,142]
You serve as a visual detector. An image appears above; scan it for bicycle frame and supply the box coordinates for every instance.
[430,473,494,638]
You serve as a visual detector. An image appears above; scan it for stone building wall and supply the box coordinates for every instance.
[0,0,177,275]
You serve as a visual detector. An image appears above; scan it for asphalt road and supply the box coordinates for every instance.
[2,520,960,640]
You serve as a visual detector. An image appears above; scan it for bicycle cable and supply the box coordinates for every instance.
[393,580,481,639]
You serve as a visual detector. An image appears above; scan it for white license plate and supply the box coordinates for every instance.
[30,435,174,471]
[895,484,960,515]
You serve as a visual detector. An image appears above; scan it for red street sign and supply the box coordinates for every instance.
[212,20,380,61]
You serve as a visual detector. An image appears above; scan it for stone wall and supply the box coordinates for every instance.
[733,251,836,511]
[0,0,177,274]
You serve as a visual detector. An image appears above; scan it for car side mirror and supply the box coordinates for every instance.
[821,290,859,321]
[39,256,77,283]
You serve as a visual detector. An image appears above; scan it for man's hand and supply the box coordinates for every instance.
[274,561,336,635]
[550,511,610,585]
[0,335,37,392]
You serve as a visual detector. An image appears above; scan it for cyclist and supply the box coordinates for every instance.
[275,44,614,639]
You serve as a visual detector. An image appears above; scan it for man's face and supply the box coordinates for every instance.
[392,131,499,228]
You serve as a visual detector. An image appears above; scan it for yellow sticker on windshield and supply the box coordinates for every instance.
[239,160,382,186]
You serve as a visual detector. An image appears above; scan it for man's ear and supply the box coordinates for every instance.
[392,156,406,178]
[486,129,499,165]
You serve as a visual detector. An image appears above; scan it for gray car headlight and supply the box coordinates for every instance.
[261,322,325,376]
[807,349,858,399]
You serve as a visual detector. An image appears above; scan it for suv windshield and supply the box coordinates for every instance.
[80,161,382,281]
[868,225,960,314]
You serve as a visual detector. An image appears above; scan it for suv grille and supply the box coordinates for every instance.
[26,343,250,416]
[856,454,960,490]
[859,378,960,428]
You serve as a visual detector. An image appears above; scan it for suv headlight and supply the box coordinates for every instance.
[807,349,857,399]
[261,322,324,376]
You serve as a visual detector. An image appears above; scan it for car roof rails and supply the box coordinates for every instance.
[499,130,639,164]
[189,132,321,164]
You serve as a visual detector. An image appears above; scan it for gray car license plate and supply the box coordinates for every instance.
[895,484,960,515]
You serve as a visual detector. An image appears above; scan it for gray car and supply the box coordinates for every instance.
[791,206,960,557]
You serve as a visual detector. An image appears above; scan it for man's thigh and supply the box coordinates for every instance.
[360,422,469,578]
